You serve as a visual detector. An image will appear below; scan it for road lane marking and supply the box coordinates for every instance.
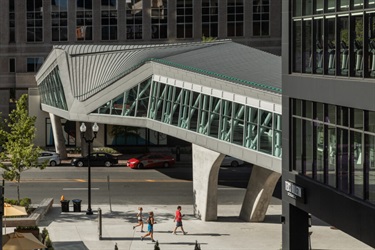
[63,188,100,190]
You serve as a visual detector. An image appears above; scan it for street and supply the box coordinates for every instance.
[2,161,260,207]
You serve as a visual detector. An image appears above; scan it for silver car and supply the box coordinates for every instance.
[221,156,244,167]
[38,151,61,166]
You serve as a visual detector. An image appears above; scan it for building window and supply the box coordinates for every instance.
[9,58,15,73]
[9,0,15,43]
[27,57,44,72]
[51,0,68,42]
[126,0,143,39]
[76,0,93,41]
[151,0,168,39]
[202,0,218,38]
[27,0,43,42]
[227,0,244,37]
[101,0,118,41]
[253,0,269,36]
[176,0,193,39]
[291,99,375,203]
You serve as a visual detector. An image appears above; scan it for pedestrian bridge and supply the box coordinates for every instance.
[36,40,282,222]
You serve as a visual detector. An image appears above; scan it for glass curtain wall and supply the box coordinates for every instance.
[292,0,375,78]
[292,99,375,205]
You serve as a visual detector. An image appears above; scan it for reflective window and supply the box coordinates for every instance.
[303,19,312,73]
[292,99,375,204]
[339,0,349,11]
[9,0,15,43]
[51,0,68,42]
[366,134,375,204]
[9,58,15,73]
[327,0,336,12]
[39,66,68,110]
[126,0,143,39]
[314,0,324,14]
[367,13,375,78]
[314,18,324,74]
[325,17,336,75]
[176,0,193,39]
[151,0,168,39]
[27,0,43,42]
[202,0,218,38]
[27,57,44,72]
[352,0,364,9]
[352,15,364,77]
[338,16,349,76]
[293,20,302,73]
[101,0,117,40]
[253,0,269,36]
[303,0,312,16]
[76,0,93,41]
[227,0,244,37]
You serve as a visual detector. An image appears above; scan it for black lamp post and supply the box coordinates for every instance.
[80,122,99,215]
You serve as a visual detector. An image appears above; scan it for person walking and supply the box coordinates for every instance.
[133,207,144,232]
[141,211,157,242]
[172,205,187,235]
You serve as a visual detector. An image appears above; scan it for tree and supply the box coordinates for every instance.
[0,94,46,203]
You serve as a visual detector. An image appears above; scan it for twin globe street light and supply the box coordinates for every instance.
[80,122,99,215]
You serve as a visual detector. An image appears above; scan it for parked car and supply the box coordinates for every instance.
[71,152,118,167]
[221,156,244,167]
[38,151,61,166]
[127,153,176,169]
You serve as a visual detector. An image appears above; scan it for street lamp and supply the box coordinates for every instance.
[80,122,99,215]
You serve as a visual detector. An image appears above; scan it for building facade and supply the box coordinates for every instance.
[283,0,375,249]
[0,0,280,148]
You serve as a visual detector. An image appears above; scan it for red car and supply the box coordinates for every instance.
[127,153,176,169]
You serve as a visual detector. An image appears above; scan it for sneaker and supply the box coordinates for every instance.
[133,226,135,230]
[152,240,156,242]
[183,232,188,235]
[141,237,144,241]
[172,232,176,235]
[141,230,144,232]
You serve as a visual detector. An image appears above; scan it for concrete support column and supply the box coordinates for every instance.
[49,113,67,159]
[239,165,281,222]
[192,144,225,221]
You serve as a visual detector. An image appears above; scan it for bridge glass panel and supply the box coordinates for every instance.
[92,79,282,159]
[233,103,245,146]
[259,110,272,154]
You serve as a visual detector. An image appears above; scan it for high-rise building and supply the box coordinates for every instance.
[0,0,280,126]
[283,0,375,249]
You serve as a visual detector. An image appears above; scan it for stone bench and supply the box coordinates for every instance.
[4,198,54,227]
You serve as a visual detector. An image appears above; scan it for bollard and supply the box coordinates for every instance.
[98,208,102,240]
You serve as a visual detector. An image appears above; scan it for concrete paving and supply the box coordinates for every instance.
[36,203,373,250]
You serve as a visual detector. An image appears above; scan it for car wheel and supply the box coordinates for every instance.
[137,163,144,169]
[50,161,57,167]
[163,162,170,168]
[77,161,84,167]
[104,161,112,167]
[230,161,239,167]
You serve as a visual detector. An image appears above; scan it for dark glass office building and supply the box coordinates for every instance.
[283,0,375,249]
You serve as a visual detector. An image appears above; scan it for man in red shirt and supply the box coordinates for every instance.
[172,205,187,235]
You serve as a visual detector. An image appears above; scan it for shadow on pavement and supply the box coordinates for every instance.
[52,241,89,250]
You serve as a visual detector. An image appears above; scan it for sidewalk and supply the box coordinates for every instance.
[38,203,373,250]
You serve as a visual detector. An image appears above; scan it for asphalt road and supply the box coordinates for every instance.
[2,161,256,207]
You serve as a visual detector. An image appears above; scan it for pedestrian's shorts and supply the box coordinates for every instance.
[176,221,182,227]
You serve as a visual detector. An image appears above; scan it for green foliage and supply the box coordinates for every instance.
[4,197,31,208]
[0,94,46,202]
[42,227,54,249]
[202,35,217,42]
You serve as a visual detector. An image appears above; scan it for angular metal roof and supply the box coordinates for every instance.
[39,40,281,101]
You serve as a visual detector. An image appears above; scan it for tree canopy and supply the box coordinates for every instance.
[0,94,46,202]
